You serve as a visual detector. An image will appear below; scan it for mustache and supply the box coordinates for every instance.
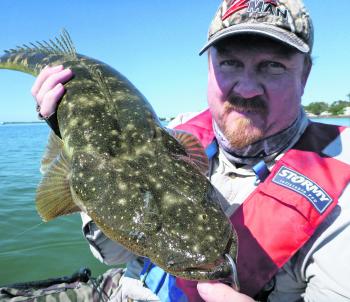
[226,95,268,113]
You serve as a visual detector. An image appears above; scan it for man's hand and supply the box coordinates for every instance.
[31,65,74,118]
[197,282,254,302]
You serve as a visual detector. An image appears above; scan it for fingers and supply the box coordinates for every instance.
[31,65,63,97]
[39,83,66,118]
[35,67,73,103]
[197,282,254,302]
[31,65,74,118]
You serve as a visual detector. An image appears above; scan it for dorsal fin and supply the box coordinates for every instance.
[4,29,77,59]
[87,64,113,102]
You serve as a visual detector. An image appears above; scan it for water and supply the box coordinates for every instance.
[0,117,349,285]
[0,124,108,285]
[310,116,350,126]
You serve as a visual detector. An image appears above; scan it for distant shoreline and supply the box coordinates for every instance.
[309,115,350,119]
[0,121,45,125]
[1,115,349,125]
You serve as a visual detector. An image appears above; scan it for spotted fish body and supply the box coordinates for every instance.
[0,31,237,280]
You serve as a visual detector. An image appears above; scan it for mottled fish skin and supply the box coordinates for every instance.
[0,31,237,280]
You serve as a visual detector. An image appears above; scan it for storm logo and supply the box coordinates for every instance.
[272,166,333,214]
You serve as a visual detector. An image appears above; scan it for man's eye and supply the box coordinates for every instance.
[260,61,286,75]
[220,60,241,67]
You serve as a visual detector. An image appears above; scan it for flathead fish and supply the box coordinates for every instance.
[0,31,237,281]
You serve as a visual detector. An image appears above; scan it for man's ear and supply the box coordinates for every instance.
[302,56,312,87]
[207,48,212,70]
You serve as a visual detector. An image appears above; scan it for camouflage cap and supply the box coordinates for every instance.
[199,0,313,55]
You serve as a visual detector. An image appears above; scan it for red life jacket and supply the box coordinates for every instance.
[174,109,350,300]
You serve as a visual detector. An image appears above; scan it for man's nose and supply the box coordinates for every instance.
[232,71,263,99]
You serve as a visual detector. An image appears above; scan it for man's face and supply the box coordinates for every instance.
[207,37,310,149]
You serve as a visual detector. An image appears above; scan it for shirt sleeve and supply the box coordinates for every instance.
[80,212,137,265]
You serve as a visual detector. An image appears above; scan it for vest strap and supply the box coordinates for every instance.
[252,161,270,184]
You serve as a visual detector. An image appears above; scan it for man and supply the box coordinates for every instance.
[31,0,350,301]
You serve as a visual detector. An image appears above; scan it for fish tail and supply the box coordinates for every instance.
[0,29,77,76]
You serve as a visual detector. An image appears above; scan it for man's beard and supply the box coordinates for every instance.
[217,95,268,149]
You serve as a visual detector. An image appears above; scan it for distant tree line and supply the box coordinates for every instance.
[303,100,350,116]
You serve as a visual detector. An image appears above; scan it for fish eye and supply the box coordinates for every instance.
[198,213,208,221]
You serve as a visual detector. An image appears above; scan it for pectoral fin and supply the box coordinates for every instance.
[168,129,209,174]
[36,149,80,222]
[40,131,64,175]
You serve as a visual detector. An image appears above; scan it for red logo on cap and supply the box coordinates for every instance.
[222,0,277,21]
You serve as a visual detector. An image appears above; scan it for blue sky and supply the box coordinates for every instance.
[0,0,349,121]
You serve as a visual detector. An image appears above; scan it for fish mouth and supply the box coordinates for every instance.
[176,256,232,281]
[165,226,237,281]
[182,254,239,289]
[184,262,223,273]
[175,235,237,280]
[186,236,234,271]
[181,255,239,287]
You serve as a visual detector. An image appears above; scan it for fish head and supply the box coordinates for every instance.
[137,154,238,280]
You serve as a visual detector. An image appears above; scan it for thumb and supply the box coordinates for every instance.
[197,281,254,302]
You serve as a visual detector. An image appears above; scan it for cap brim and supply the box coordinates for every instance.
[199,23,310,55]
